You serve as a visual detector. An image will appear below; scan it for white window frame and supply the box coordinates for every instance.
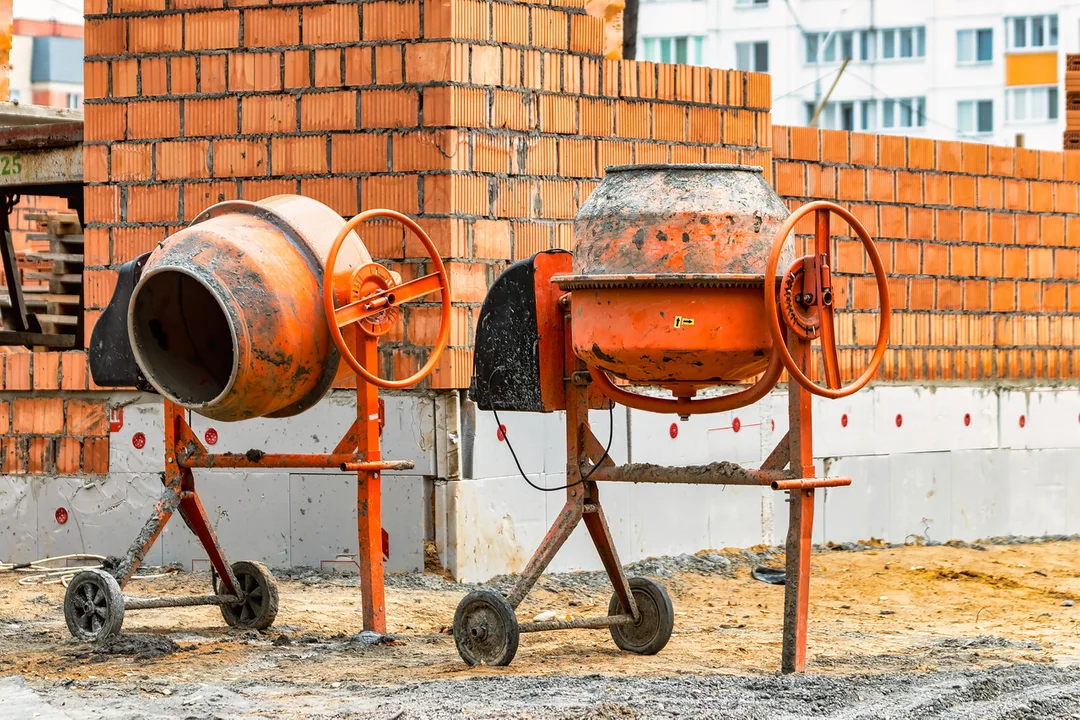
[807,98,924,132]
[67,93,82,110]
[876,27,926,61]
[735,0,768,6]
[641,36,706,65]
[735,41,769,72]
[1005,86,1060,123]
[958,99,993,135]
[957,28,993,64]
[1006,15,1058,51]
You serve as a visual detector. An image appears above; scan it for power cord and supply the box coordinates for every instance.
[492,403,615,492]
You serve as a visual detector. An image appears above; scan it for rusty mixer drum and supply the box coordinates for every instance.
[555,164,794,386]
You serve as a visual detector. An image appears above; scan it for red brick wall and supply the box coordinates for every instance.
[774,126,1080,382]
[80,0,772,390]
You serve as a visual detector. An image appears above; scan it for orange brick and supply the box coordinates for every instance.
[361,89,419,128]
[896,171,922,204]
[492,90,534,131]
[84,145,109,183]
[57,437,81,475]
[404,42,452,83]
[362,175,420,214]
[988,145,1014,176]
[129,15,182,53]
[213,139,269,177]
[909,278,935,310]
[301,91,357,131]
[241,95,297,134]
[950,245,976,276]
[243,8,299,48]
[989,213,1015,245]
[272,136,328,176]
[128,100,180,139]
[878,135,906,168]
[127,185,180,223]
[112,59,138,98]
[300,177,358,216]
[286,50,313,89]
[32,353,60,391]
[389,131,456,172]
[964,280,989,311]
[157,140,211,181]
[937,279,962,310]
[61,352,88,391]
[315,49,343,87]
[111,144,153,181]
[923,243,948,275]
[67,400,109,436]
[474,134,513,174]
[185,10,239,50]
[199,55,227,93]
[184,97,239,137]
[229,51,281,92]
[13,398,64,434]
[1003,179,1028,210]
[539,94,577,134]
[303,3,360,44]
[493,2,528,45]
[85,18,126,58]
[183,181,240,221]
[364,1,421,41]
[171,56,197,94]
[83,438,110,475]
[330,132,386,174]
[140,57,168,96]
[1003,247,1027,278]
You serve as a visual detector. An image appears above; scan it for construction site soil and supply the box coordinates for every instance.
[1,539,1078,719]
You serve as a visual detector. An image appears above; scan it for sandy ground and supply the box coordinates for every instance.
[1,540,1079,718]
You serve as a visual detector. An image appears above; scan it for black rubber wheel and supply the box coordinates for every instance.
[453,590,519,666]
[215,561,279,630]
[607,577,674,655]
[64,569,125,641]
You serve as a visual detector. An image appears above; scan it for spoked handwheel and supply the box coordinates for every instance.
[64,569,125,641]
[214,561,279,630]
[453,590,520,666]
[765,201,891,399]
[322,209,452,389]
[608,577,674,655]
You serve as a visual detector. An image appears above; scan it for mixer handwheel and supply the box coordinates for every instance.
[453,590,520,666]
[64,569,125,642]
[608,578,674,655]
[215,561,279,630]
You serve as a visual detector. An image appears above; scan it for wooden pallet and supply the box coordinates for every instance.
[0,209,82,348]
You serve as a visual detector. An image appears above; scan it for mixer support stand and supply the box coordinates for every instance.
[101,332,400,635]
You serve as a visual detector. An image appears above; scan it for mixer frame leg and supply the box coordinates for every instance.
[782,338,816,674]
[352,330,386,634]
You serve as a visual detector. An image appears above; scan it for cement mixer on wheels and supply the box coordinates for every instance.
[71,196,450,641]
[458,164,890,673]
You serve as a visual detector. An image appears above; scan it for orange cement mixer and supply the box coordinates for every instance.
[459,164,890,672]
[75,197,449,642]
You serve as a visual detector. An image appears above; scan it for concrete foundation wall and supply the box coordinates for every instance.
[0,391,438,573]
[447,384,1080,581]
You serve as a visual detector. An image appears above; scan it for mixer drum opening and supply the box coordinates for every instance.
[129,269,237,406]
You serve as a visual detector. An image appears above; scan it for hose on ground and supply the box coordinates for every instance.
[0,554,167,587]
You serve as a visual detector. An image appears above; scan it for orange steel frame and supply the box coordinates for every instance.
[503,203,888,673]
[109,329,402,633]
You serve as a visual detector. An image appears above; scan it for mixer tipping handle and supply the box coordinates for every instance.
[323,209,452,389]
[765,201,891,399]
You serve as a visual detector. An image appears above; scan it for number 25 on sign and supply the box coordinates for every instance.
[0,155,23,176]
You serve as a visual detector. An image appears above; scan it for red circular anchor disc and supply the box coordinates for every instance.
[55,507,68,525]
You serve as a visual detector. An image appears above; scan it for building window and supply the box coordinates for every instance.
[804,31,856,63]
[878,27,926,60]
[641,36,705,65]
[1006,16,1058,50]
[67,93,81,109]
[1006,86,1059,122]
[805,99,914,132]
[735,0,767,5]
[957,29,993,63]
[735,41,769,72]
[8,89,19,103]
[958,100,993,134]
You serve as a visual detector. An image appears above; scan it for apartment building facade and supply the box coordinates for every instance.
[637,0,1080,150]
[8,18,83,109]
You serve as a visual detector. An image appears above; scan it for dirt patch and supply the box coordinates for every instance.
[1,540,1078,717]
[82,633,180,661]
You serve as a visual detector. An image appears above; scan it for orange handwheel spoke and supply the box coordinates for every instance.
[387,272,445,304]
[818,304,842,390]
[335,300,368,328]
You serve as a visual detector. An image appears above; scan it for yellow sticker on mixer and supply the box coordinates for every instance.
[673,316,695,329]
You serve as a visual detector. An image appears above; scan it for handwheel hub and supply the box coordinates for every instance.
[349,263,402,337]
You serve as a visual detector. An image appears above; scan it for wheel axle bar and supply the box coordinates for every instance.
[519,613,635,633]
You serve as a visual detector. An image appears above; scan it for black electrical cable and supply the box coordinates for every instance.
[492,402,615,492]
